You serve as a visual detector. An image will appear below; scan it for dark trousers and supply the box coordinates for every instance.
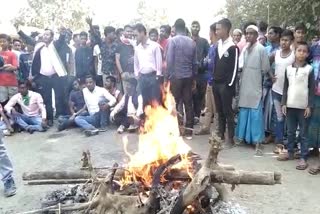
[96,75,103,87]
[170,77,194,135]
[193,74,207,118]
[34,74,68,121]
[114,112,134,128]
[138,72,160,108]
[286,108,309,160]
[212,83,235,139]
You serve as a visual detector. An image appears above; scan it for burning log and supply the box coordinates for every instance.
[170,134,281,214]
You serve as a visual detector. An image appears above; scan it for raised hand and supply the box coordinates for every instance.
[86,17,93,26]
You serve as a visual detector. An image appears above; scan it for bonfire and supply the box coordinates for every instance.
[22,86,281,214]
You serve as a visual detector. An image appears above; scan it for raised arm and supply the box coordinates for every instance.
[86,18,102,46]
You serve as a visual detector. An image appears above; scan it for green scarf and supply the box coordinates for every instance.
[22,94,30,106]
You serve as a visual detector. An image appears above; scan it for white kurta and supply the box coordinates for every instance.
[238,43,270,109]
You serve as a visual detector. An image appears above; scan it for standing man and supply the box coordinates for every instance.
[263,26,282,143]
[191,21,210,123]
[213,18,239,146]
[0,135,16,197]
[75,31,95,84]
[159,25,171,51]
[115,25,135,94]
[195,23,218,135]
[0,34,18,106]
[166,18,197,140]
[236,25,270,155]
[86,18,118,86]
[31,28,72,126]
[134,23,162,107]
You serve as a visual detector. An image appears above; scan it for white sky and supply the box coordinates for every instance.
[1,0,226,38]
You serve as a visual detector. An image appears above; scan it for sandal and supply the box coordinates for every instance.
[273,144,284,154]
[308,166,320,175]
[277,153,294,161]
[296,159,308,170]
[255,144,263,156]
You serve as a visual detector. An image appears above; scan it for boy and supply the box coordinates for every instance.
[271,30,295,153]
[0,34,18,105]
[279,42,314,170]
[110,78,143,134]
[292,23,306,50]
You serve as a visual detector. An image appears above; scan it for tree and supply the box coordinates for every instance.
[130,0,169,29]
[222,0,320,35]
[12,0,91,31]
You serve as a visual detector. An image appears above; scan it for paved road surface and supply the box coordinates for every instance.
[0,127,319,214]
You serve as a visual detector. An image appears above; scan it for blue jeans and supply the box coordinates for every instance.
[0,121,7,130]
[0,137,13,182]
[13,113,44,132]
[74,109,109,130]
[58,112,89,130]
[286,108,309,160]
[272,91,284,143]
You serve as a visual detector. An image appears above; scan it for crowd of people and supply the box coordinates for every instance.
[0,17,320,198]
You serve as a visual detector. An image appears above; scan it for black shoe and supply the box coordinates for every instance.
[48,120,54,127]
[27,128,35,134]
[4,178,17,197]
[84,129,99,137]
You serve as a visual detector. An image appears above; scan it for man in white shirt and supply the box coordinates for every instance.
[75,75,116,136]
[134,23,162,108]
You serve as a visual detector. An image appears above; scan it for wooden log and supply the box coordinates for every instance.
[26,179,90,185]
[22,171,93,180]
[211,170,282,185]
[23,169,280,186]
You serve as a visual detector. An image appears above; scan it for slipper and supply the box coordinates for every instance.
[296,160,308,170]
[277,153,294,161]
[273,144,284,154]
[308,166,320,175]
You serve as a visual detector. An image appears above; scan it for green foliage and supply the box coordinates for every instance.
[130,0,169,29]
[12,0,90,31]
[223,0,320,35]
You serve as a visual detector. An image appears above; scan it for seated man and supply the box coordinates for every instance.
[0,104,14,136]
[110,78,143,134]
[57,79,87,131]
[104,75,122,104]
[5,81,47,134]
[75,75,116,136]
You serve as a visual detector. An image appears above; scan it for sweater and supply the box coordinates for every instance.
[282,63,315,109]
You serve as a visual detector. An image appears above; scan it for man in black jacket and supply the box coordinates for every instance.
[213,18,239,146]
[30,28,72,126]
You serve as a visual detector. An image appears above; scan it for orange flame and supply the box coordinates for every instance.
[122,84,192,187]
